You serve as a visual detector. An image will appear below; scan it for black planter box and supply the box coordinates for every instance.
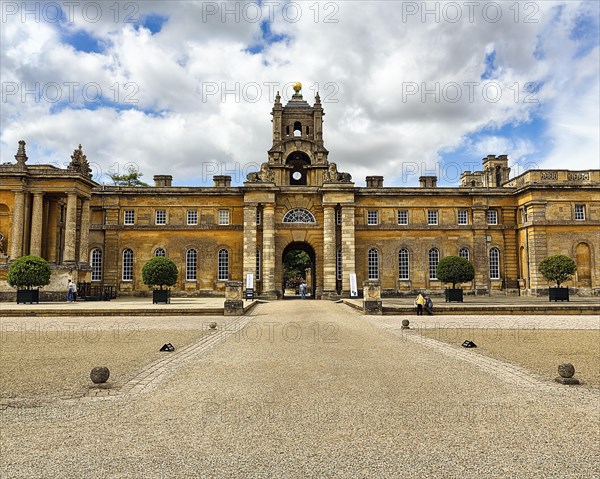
[549,287,569,302]
[445,288,463,303]
[153,289,171,304]
[17,289,39,304]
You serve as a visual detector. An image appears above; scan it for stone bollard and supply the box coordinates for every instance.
[555,363,580,385]
[224,281,244,316]
[363,280,382,315]
[401,319,410,330]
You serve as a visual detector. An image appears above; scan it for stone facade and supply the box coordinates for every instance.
[1,88,599,299]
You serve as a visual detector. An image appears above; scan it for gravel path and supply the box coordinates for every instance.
[1,302,599,478]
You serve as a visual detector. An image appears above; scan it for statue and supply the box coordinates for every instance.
[0,232,4,254]
[68,144,92,178]
[246,162,274,183]
[324,162,352,183]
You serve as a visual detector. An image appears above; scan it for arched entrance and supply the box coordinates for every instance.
[282,242,316,299]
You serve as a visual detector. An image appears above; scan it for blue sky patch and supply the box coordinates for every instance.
[481,51,497,80]
[246,20,289,54]
[61,28,105,54]
[136,14,168,34]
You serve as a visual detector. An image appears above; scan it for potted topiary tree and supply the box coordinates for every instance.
[539,255,577,301]
[141,257,178,304]
[436,256,475,302]
[7,255,51,304]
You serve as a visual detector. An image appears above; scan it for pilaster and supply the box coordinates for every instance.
[63,193,78,263]
[10,190,25,259]
[29,192,44,257]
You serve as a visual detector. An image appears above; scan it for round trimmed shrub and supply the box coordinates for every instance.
[141,257,178,290]
[436,256,475,289]
[539,255,577,288]
[7,255,51,289]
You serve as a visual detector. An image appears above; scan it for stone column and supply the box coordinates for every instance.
[10,190,26,259]
[262,204,276,298]
[46,200,59,262]
[243,205,257,290]
[322,205,337,298]
[29,192,44,257]
[63,193,78,263]
[341,206,356,295]
[78,198,91,263]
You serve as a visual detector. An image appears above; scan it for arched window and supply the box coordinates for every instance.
[90,248,102,282]
[256,249,261,280]
[293,121,302,137]
[429,248,439,280]
[336,249,343,281]
[283,208,316,223]
[186,249,197,281]
[368,248,379,280]
[398,249,409,280]
[489,248,500,279]
[218,249,229,280]
[459,247,470,261]
[122,249,133,281]
[154,248,166,257]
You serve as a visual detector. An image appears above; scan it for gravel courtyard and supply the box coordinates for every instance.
[1,301,599,478]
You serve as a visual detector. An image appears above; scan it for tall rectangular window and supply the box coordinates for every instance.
[218,209,230,225]
[487,210,498,225]
[489,248,500,280]
[91,249,102,282]
[458,210,468,225]
[256,250,261,280]
[398,249,409,280]
[367,210,378,225]
[218,249,229,280]
[187,210,198,225]
[124,210,135,225]
[575,205,585,220]
[521,208,527,223]
[397,210,408,225]
[186,249,197,281]
[368,248,379,280]
[429,248,439,279]
[336,249,343,281]
[122,249,133,281]
[155,210,167,225]
[428,210,438,225]
[336,209,342,226]
[256,209,261,225]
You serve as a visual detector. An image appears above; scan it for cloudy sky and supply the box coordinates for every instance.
[1,1,598,186]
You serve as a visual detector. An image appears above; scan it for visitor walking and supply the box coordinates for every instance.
[425,295,433,315]
[300,282,307,300]
[67,280,76,303]
[415,292,425,316]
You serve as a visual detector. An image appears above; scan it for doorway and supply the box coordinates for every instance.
[282,242,316,299]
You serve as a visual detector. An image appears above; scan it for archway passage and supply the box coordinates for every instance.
[286,151,311,186]
[282,242,315,299]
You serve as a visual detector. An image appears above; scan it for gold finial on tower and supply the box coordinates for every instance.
[293,82,302,93]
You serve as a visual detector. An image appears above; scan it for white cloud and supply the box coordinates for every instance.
[1,1,598,185]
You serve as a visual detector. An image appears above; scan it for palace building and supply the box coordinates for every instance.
[1,84,599,300]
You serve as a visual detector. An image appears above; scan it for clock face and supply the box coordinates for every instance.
[292,171,302,180]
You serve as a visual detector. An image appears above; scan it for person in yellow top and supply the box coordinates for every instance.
[415,292,425,316]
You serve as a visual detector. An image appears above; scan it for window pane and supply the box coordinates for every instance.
[490,248,500,279]
[575,205,585,220]
[283,209,316,223]
[218,249,229,280]
[367,211,378,225]
[428,210,438,225]
[154,248,166,257]
[429,249,439,279]
[218,210,230,225]
[256,249,261,280]
[459,248,470,261]
[336,249,343,280]
[91,249,102,282]
[458,210,468,225]
[398,210,408,225]
[487,210,498,225]
[368,248,379,280]
[124,210,135,225]
[398,249,409,280]
[122,249,133,281]
[156,210,166,225]
[186,249,197,281]
[187,210,198,225]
